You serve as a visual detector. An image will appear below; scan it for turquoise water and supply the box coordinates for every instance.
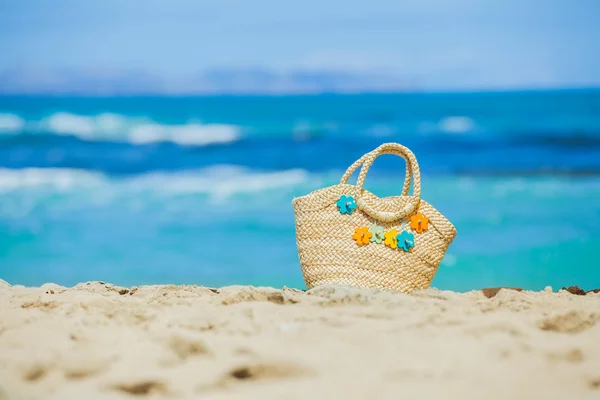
[1,91,599,291]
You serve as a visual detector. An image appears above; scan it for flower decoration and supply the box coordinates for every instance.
[336,195,357,215]
[352,227,372,246]
[410,213,429,233]
[384,229,398,249]
[369,223,385,244]
[397,231,415,252]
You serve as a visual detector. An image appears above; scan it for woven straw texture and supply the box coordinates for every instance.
[293,143,457,294]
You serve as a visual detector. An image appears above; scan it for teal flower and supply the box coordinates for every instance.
[336,195,357,215]
[369,223,384,243]
[397,231,415,252]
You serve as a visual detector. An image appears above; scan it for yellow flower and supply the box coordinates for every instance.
[384,229,398,249]
[410,213,429,233]
[352,226,372,246]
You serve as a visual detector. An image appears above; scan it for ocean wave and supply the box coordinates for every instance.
[127,122,238,146]
[0,168,106,191]
[0,113,25,133]
[438,116,475,134]
[0,112,241,146]
[0,166,311,200]
[364,124,396,137]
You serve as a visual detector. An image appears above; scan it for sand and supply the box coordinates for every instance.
[0,279,599,400]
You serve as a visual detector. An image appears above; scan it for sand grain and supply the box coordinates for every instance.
[0,283,599,399]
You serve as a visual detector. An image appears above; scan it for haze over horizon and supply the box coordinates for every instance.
[1,0,599,94]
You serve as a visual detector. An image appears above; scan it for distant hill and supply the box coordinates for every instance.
[0,67,420,95]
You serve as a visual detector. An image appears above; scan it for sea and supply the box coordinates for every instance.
[1,90,599,291]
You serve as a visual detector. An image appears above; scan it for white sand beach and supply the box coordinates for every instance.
[0,279,599,400]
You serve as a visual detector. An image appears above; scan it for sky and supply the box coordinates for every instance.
[1,0,599,93]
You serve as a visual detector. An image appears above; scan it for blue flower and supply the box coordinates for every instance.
[336,195,357,215]
[396,231,415,252]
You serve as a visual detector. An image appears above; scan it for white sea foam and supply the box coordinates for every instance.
[42,113,97,137]
[128,123,239,146]
[438,116,475,133]
[0,168,106,191]
[0,113,25,133]
[0,166,310,201]
[0,111,241,146]
[132,166,310,201]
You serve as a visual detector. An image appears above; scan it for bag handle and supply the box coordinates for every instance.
[354,143,421,222]
[340,150,413,196]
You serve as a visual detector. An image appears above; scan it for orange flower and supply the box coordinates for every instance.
[410,213,429,233]
[352,226,372,245]
[384,229,398,249]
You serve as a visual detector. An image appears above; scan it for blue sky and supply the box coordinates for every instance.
[1,0,599,93]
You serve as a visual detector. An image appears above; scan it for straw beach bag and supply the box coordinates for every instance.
[293,143,457,293]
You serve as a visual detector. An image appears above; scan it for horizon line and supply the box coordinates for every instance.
[1,86,599,97]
